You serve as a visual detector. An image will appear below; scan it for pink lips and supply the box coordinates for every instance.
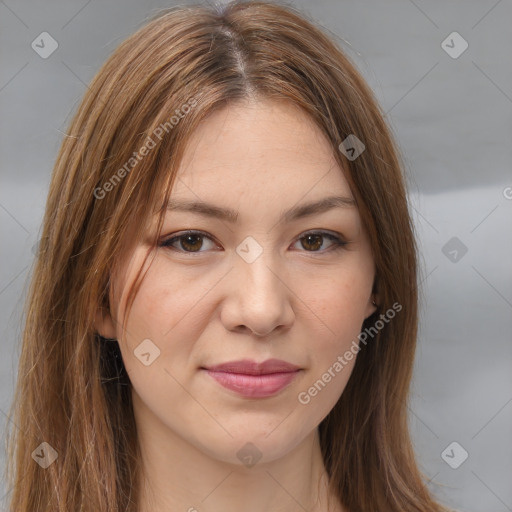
[202,359,301,398]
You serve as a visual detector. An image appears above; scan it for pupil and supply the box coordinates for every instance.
[182,234,202,252]
[303,234,322,251]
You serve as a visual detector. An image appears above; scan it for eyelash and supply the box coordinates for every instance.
[159,230,347,255]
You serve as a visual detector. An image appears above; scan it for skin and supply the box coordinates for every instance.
[96,98,378,512]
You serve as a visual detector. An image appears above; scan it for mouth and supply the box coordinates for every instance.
[201,358,302,398]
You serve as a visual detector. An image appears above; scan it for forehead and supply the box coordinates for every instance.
[171,98,354,205]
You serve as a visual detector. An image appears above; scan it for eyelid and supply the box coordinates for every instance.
[291,230,347,251]
[159,229,348,254]
[159,230,221,253]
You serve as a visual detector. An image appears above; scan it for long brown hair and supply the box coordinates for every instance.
[4,1,452,511]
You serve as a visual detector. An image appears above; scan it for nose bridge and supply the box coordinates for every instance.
[227,235,293,335]
[236,239,282,300]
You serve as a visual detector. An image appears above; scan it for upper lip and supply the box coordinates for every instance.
[203,358,301,375]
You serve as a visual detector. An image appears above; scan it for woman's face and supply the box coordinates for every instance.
[98,98,377,466]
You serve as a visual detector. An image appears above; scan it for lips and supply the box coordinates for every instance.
[205,358,301,375]
[202,358,302,398]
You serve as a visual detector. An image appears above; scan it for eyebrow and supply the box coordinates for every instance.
[165,195,356,223]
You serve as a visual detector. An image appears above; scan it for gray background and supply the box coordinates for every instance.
[1,1,511,511]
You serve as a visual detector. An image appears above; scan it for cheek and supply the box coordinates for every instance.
[300,267,371,333]
[117,255,222,386]
[121,256,207,337]
[115,260,205,421]
[298,269,370,387]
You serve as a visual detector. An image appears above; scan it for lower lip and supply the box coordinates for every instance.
[204,369,300,398]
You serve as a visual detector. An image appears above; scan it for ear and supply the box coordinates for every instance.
[94,303,117,339]
[364,294,378,320]
[364,275,380,319]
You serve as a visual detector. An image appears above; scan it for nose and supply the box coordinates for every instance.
[220,248,295,337]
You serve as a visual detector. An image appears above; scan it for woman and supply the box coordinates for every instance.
[5,1,455,511]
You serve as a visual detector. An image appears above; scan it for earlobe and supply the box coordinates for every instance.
[94,305,117,339]
[364,296,378,319]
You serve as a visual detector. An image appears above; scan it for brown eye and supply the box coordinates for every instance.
[301,233,323,251]
[160,231,218,253]
[294,231,347,252]
[179,234,203,252]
